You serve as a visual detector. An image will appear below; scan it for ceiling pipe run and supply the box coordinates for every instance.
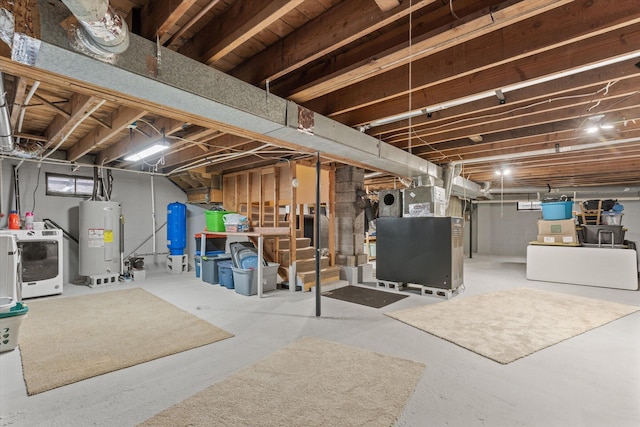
[486,185,640,195]
[61,0,130,57]
[0,73,14,152]
[452,136,640,166]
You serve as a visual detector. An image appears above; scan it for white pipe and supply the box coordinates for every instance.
[151,175,156,253]
[0,158,3,226]
[453,136,640,166]
[0,154,167,177]
[167,144,271,175]
[486,185,640,194]
[0,73,14,152]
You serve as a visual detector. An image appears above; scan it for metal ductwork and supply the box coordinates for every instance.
[62,0,129,57]
[0,73,13,152]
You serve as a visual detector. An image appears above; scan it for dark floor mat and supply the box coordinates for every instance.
[323,286,409,309]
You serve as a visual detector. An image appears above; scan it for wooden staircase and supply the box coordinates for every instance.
[278,237,341,291]
[239,202,341,291]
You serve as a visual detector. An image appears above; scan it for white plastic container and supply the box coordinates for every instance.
[25,212,34,230]
[602,213,623,225]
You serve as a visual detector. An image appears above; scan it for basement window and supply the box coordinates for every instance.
[517,201,542,211]
[46,173,103,197]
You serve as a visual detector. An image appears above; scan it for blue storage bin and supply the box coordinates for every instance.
[195,256,201,278]
[541,201,573,220]
[218,261,235,289]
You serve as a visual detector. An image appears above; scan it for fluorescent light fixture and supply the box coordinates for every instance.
[600,124,615,129]
[124,141,170,161]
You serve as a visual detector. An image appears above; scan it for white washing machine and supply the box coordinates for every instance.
[0,229,64,298]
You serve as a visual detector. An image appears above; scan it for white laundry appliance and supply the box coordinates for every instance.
[0,229,64,298]
[0,234,19,310]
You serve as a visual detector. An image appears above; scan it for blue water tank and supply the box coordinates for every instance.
[167,202,187,255]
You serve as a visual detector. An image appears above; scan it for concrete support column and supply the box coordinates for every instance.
[334,166,368,267]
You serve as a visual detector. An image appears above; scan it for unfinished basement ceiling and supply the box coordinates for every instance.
[0,0,639,194]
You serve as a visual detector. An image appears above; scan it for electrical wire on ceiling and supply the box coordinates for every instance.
[449,0,460,20]
[380,79,629,142]
[579,90,640,128]
[133,117,307,173]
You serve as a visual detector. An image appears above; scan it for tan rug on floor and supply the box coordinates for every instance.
[386,287,639,364]
[19,288,233,395]
[139,337,425,427]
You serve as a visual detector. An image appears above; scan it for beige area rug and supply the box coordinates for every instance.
[139,337,425,427]
[386,288,639,364]
[19,288,233,395]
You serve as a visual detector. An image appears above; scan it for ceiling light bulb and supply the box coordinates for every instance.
[585,126,599,134]
[124,142,170,161]
[503,169,510,175]
[600,124,614,129]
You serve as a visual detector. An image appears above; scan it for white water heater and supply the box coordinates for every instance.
[79,200,122,279]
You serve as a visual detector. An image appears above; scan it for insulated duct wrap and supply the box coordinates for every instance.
[62,0,130,56]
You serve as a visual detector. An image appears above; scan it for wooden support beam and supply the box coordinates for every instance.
[9,77,28,131]
[67,106,148,161]
[43,93,103,151]
[96,117,184,165]
[333,26,640,126]
[231,0,438,85]
[141,0,198,43]
[198,0,306,66]
[290,0,573,103]
[304,0,640,116]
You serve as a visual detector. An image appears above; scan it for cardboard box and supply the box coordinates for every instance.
[537,219,575,235]
[537,234,577,244]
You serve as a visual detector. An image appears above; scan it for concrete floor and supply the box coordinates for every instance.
[1,255,639,427]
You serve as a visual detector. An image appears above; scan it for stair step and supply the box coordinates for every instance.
[278,247,316,263]
[279,237,311,249]
[291,257,330,272]
[297,266,342,291]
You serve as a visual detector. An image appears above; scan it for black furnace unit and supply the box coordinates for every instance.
[376,217,464,290]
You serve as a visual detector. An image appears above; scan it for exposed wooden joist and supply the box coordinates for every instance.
[67,106,148,161]
[9,77,28,131]
[304,0,640,117]
[162,133,253,169]
[374,0,401,12]
[230,0,438,85]
[289,0,573,103]
[165,0,224,50]
[392,79,640,149]
[192,0,305,65]
[370,60,640,139]
[141,0,198,43]
[333,25,640,126]
[43,93,103,151]
[96,117,184,165]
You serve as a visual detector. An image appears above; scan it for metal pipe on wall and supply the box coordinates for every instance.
[150,175,156,253]
[315,152,321,317]
[0,73,14,152]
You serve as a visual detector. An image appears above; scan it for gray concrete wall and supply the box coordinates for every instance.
[476,199,640,256]
[0,159,187,283]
